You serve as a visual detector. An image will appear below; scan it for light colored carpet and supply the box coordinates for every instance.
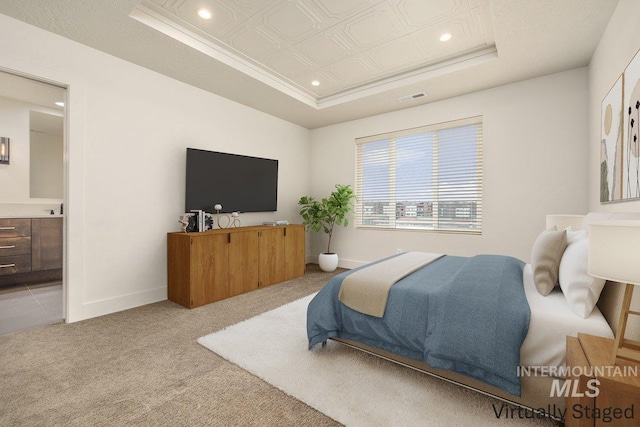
[0,265,341,427]
[199,294,555,427]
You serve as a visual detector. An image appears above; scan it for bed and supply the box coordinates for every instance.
[307,212,638,420]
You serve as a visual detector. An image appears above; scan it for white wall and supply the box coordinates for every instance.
[588,0,640,212]
[587,0,640,337]
[309,68,589,266]
[2,1,628,321]
[0,97,62,208]
[0,14,310,321]
[0,97,30,201]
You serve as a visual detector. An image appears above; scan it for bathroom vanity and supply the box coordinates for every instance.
[0,216,62,286]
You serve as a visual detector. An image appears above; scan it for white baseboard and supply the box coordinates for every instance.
[305,255,365,270]
[81,286,166,321]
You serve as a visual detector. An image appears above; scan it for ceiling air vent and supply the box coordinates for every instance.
[399,92,426,103]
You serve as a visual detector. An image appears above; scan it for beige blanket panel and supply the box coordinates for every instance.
[338,252,444,318]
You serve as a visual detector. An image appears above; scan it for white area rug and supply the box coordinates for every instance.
[198,294,553,426]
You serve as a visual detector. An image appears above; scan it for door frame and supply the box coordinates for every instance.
[0,56,86,322]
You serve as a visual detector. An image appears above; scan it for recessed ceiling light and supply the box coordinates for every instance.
[55,101,65,107]
[311,80,320,87]
[197,8,212,20]
[439,33,452,42]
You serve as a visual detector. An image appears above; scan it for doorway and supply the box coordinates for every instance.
[0,71,65,335]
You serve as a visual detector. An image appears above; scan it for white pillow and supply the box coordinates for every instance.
[558,230,606,318]
[531,227,567,296]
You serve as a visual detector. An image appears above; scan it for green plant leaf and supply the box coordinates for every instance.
[297,184,356,253]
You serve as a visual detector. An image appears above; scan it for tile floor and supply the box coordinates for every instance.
[0,281,63,335]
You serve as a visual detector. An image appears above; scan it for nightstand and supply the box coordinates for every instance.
[565,333,640,426]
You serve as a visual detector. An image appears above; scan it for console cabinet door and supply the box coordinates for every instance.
[190,234,229,307]
[259,228,285,287]
[284,225,305,280]
[167,234,191,308]
[31,218,63,271]
[168,225,305,309]
[228,231,259,296]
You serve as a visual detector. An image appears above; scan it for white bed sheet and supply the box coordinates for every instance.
[520,264,613,369]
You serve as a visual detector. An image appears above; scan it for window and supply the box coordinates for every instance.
[355,116,482,233]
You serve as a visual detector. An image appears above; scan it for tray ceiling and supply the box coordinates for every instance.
[131,0,497,108]
[0,0,619,129]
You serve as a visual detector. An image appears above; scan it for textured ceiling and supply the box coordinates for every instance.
[0,0,619,129]
[132,0,496,105]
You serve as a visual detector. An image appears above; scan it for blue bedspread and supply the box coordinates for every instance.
[307,254,529,396]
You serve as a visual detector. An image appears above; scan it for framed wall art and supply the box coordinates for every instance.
[623,47,640,201]
[601,75,623,202]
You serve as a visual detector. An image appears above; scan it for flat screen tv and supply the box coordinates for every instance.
[185,148,278,213]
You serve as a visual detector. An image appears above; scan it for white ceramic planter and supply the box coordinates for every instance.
[318,253,339,272]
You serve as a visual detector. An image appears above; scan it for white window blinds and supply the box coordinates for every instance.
[355,116,482,233]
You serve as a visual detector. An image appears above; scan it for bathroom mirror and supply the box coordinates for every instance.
[0,71,65,204]
[30,111,63,199]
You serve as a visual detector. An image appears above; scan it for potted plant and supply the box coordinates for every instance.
[298,184,356,272]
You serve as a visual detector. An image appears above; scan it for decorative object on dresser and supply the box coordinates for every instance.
[167,224,305,309]
[298,184,355,272]
[588,220,640,364]
[0,137,9,164]
[263,220,289,226]
[178,211,214,232]
[213,204,240,229]
[0,217,63,286]
[178,213,196,232]
[565,334,639,427]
